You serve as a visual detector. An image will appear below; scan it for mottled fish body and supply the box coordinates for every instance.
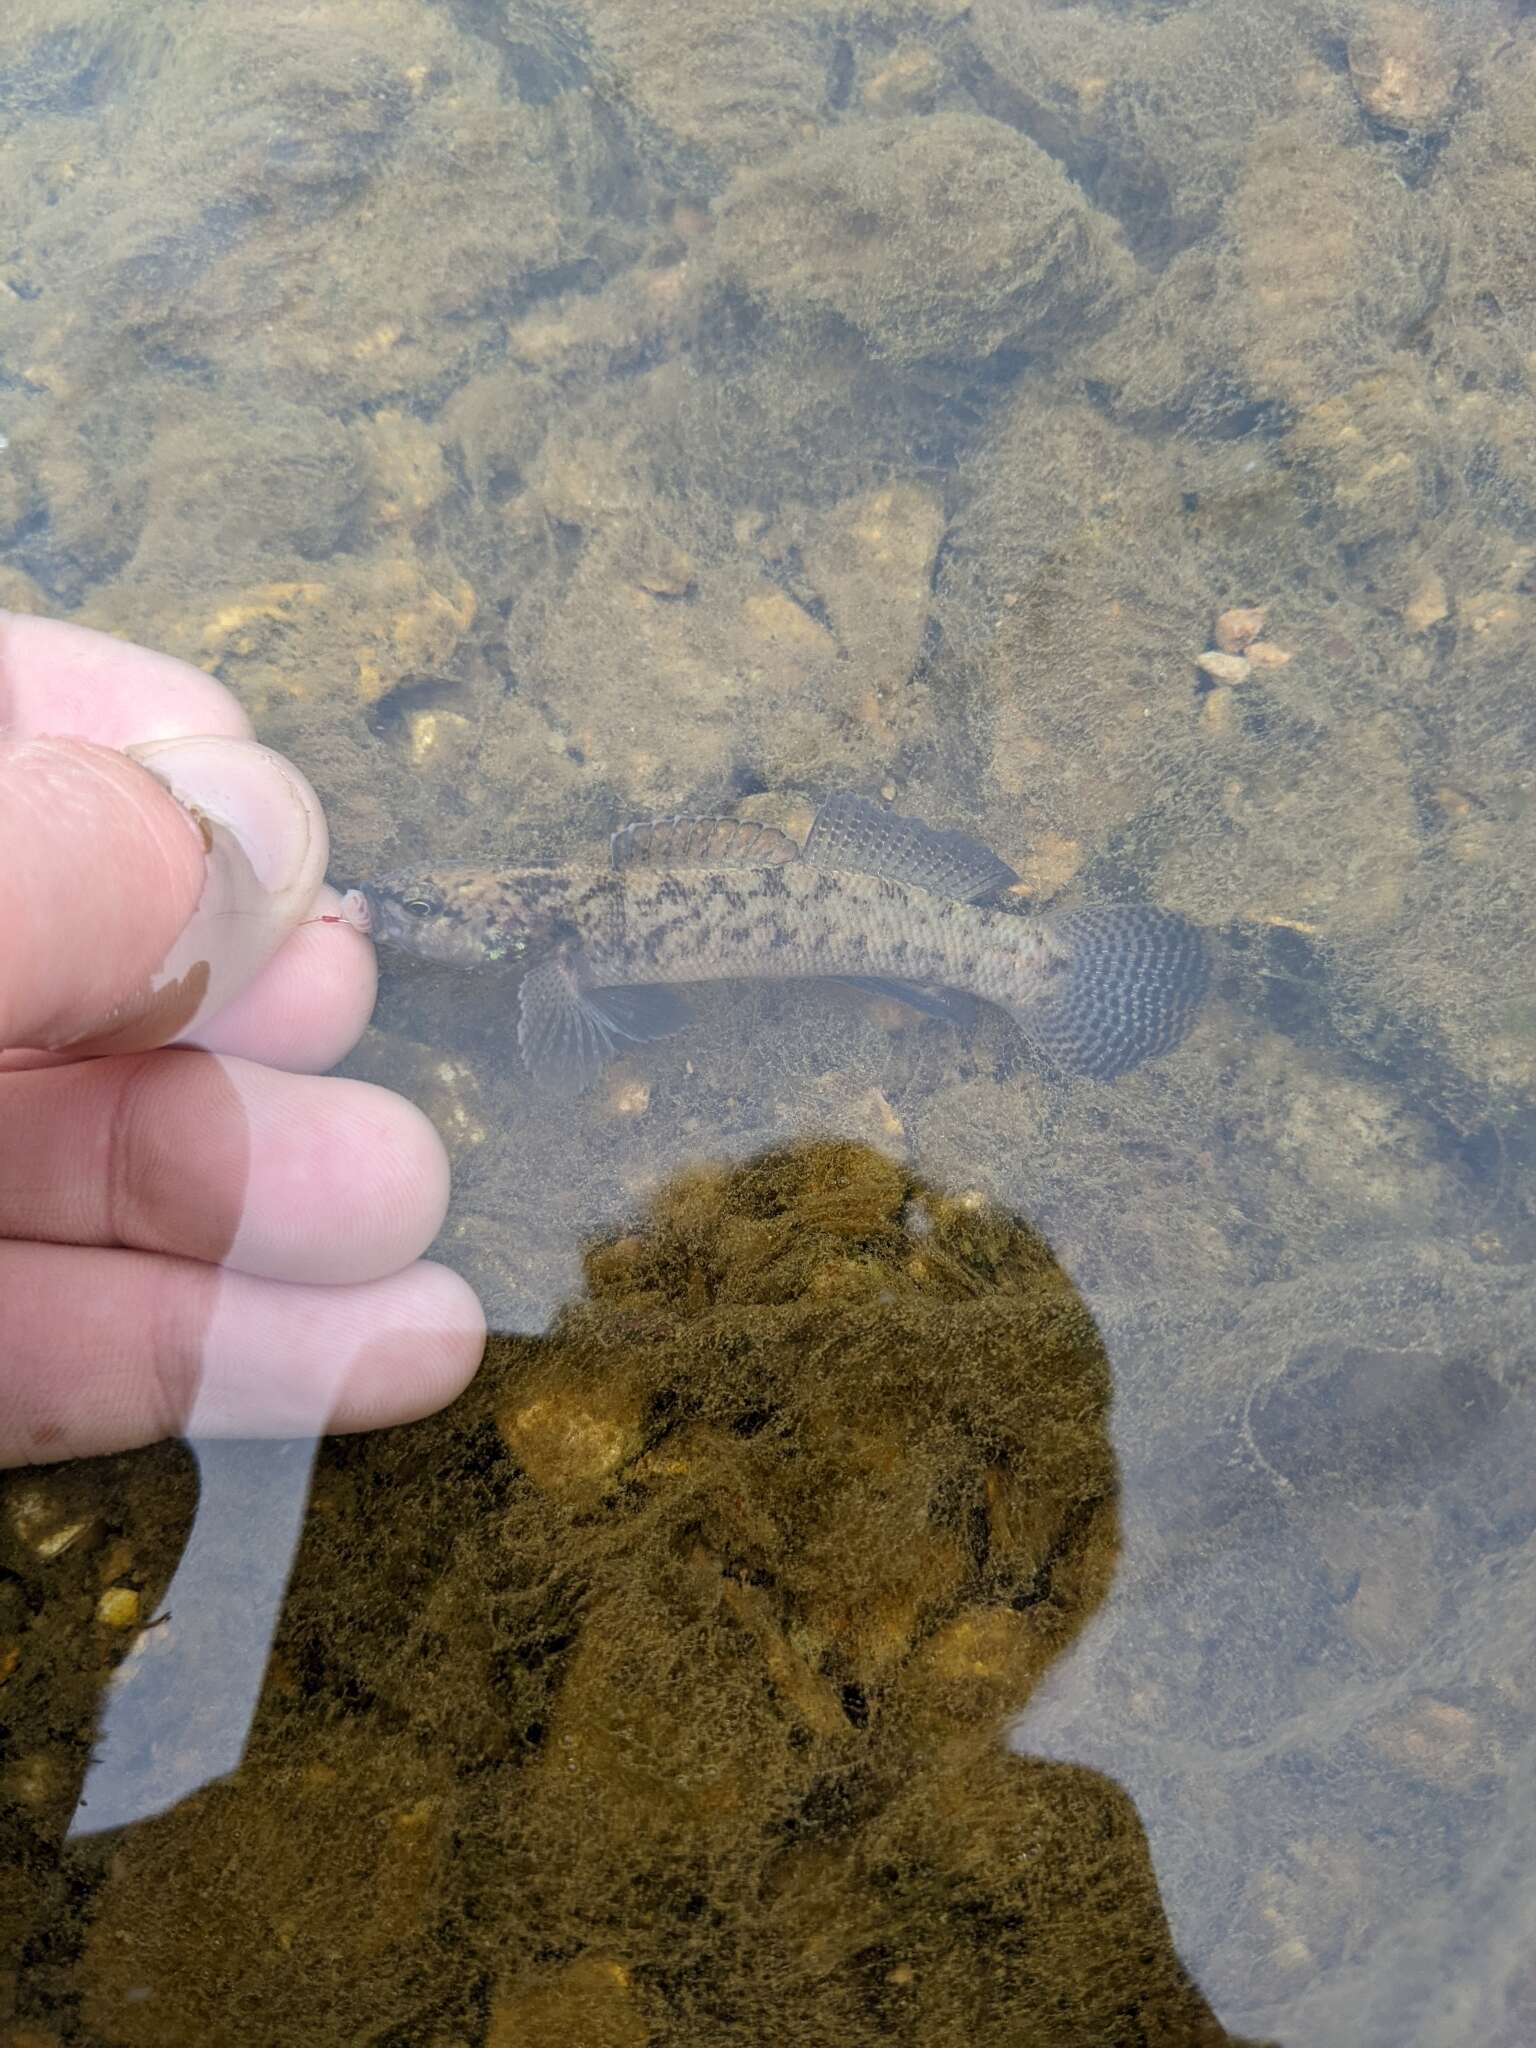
[351,795,1208,1092]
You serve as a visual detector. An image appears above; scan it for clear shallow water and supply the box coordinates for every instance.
[3,1,1535,2041]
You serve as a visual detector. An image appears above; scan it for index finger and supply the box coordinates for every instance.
[0,612,253,745]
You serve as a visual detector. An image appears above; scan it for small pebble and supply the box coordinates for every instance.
[632,543,695,598]
[1214,605,1267,653]
[1431,785,1475,821]
[604,1072,652,1118]
[1197,650,1251,685]
[863,47,942,114]
[1009,831,1082,900]
[96,1587,142,1629]
[6,1487,96,1560]
[864,1087,904,1140]
[1246,641,1293,669]
[1403,573,1449,633]
[1464,591,1525,640]
[1201,686,1237,735]
[1348,3,1458,132]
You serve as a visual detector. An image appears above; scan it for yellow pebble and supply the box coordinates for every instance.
[1403,574,1448,633]
[1201,686,1237,736]
[96,1587,141,1629]
[604,1073,653,1118]
[1197,650,1251,685]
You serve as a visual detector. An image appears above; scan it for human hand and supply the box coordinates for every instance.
[0,613,485,1467]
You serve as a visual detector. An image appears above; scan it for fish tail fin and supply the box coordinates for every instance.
[1010,907,1209,1079]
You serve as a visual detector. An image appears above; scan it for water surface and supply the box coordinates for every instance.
[2,2,1534,2042]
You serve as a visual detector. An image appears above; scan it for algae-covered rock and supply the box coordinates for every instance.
[1429,32,1536,399]
[506,400,948,802]
[970,0,1354,253]
[1229,118,1447,409]
[937,394,1231,841]
[1346,0,1464,134]
[710,112,1134,365]
[1281,360,1447,548]
[52,1144,1262,2046]
[107,394,367,603]
[577,0,835,185]
[3,0,625,423]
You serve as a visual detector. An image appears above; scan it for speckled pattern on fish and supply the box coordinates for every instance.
[351,795,1208,1092]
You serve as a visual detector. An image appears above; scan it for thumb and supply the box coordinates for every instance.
[0,736,329,1057]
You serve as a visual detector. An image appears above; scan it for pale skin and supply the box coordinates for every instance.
[0,613,486,1466]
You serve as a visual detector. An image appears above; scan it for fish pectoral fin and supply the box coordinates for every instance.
[518,958,692,1094]
[830,976,979,1028]
[803,793,1018,902]
[611,816,800,870]
[1006,906,1209,1079]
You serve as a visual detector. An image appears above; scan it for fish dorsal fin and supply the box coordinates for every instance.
[611,816,801,870]
[803,793,1018,902]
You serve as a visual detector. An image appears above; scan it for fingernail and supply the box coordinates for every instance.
[123,737,329,1043]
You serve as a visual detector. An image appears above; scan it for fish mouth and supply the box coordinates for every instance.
[348,886,438,952]
[334,887,375,935]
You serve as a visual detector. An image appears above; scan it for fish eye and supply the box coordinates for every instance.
[402,898,435,917]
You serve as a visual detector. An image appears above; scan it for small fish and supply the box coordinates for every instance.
[346,795,1208,1093]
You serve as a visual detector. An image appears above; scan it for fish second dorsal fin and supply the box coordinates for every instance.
[803,793,1018,902]
[611,816,801,870]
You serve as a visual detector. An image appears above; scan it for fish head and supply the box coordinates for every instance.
[347,867,554,968]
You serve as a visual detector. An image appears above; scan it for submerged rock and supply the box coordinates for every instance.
[710,111,1134,365]
[65,1143,1266,2047]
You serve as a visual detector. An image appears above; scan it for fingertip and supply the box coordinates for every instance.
[222,1064,452,1284]
[358,1260,488,1427]
[0,1247,489,1464]
[303,1260,487,1436]
[178,1258,488,1438]
[68,738,331,1060]
[183,886,378,1072]
[330,1078,454,1275]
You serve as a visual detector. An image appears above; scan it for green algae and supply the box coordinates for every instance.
[5,1144,1263,2045]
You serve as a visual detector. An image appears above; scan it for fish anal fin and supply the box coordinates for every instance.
[611,816,800,871]
[803,793,1018,902]
[831,975,979,1028]
[518,956,692,1094]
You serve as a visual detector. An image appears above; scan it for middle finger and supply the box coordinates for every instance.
[0,1047,449,1285]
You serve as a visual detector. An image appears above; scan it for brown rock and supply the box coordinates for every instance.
[1214,605,1267,653]
[1348,3,1459,133]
